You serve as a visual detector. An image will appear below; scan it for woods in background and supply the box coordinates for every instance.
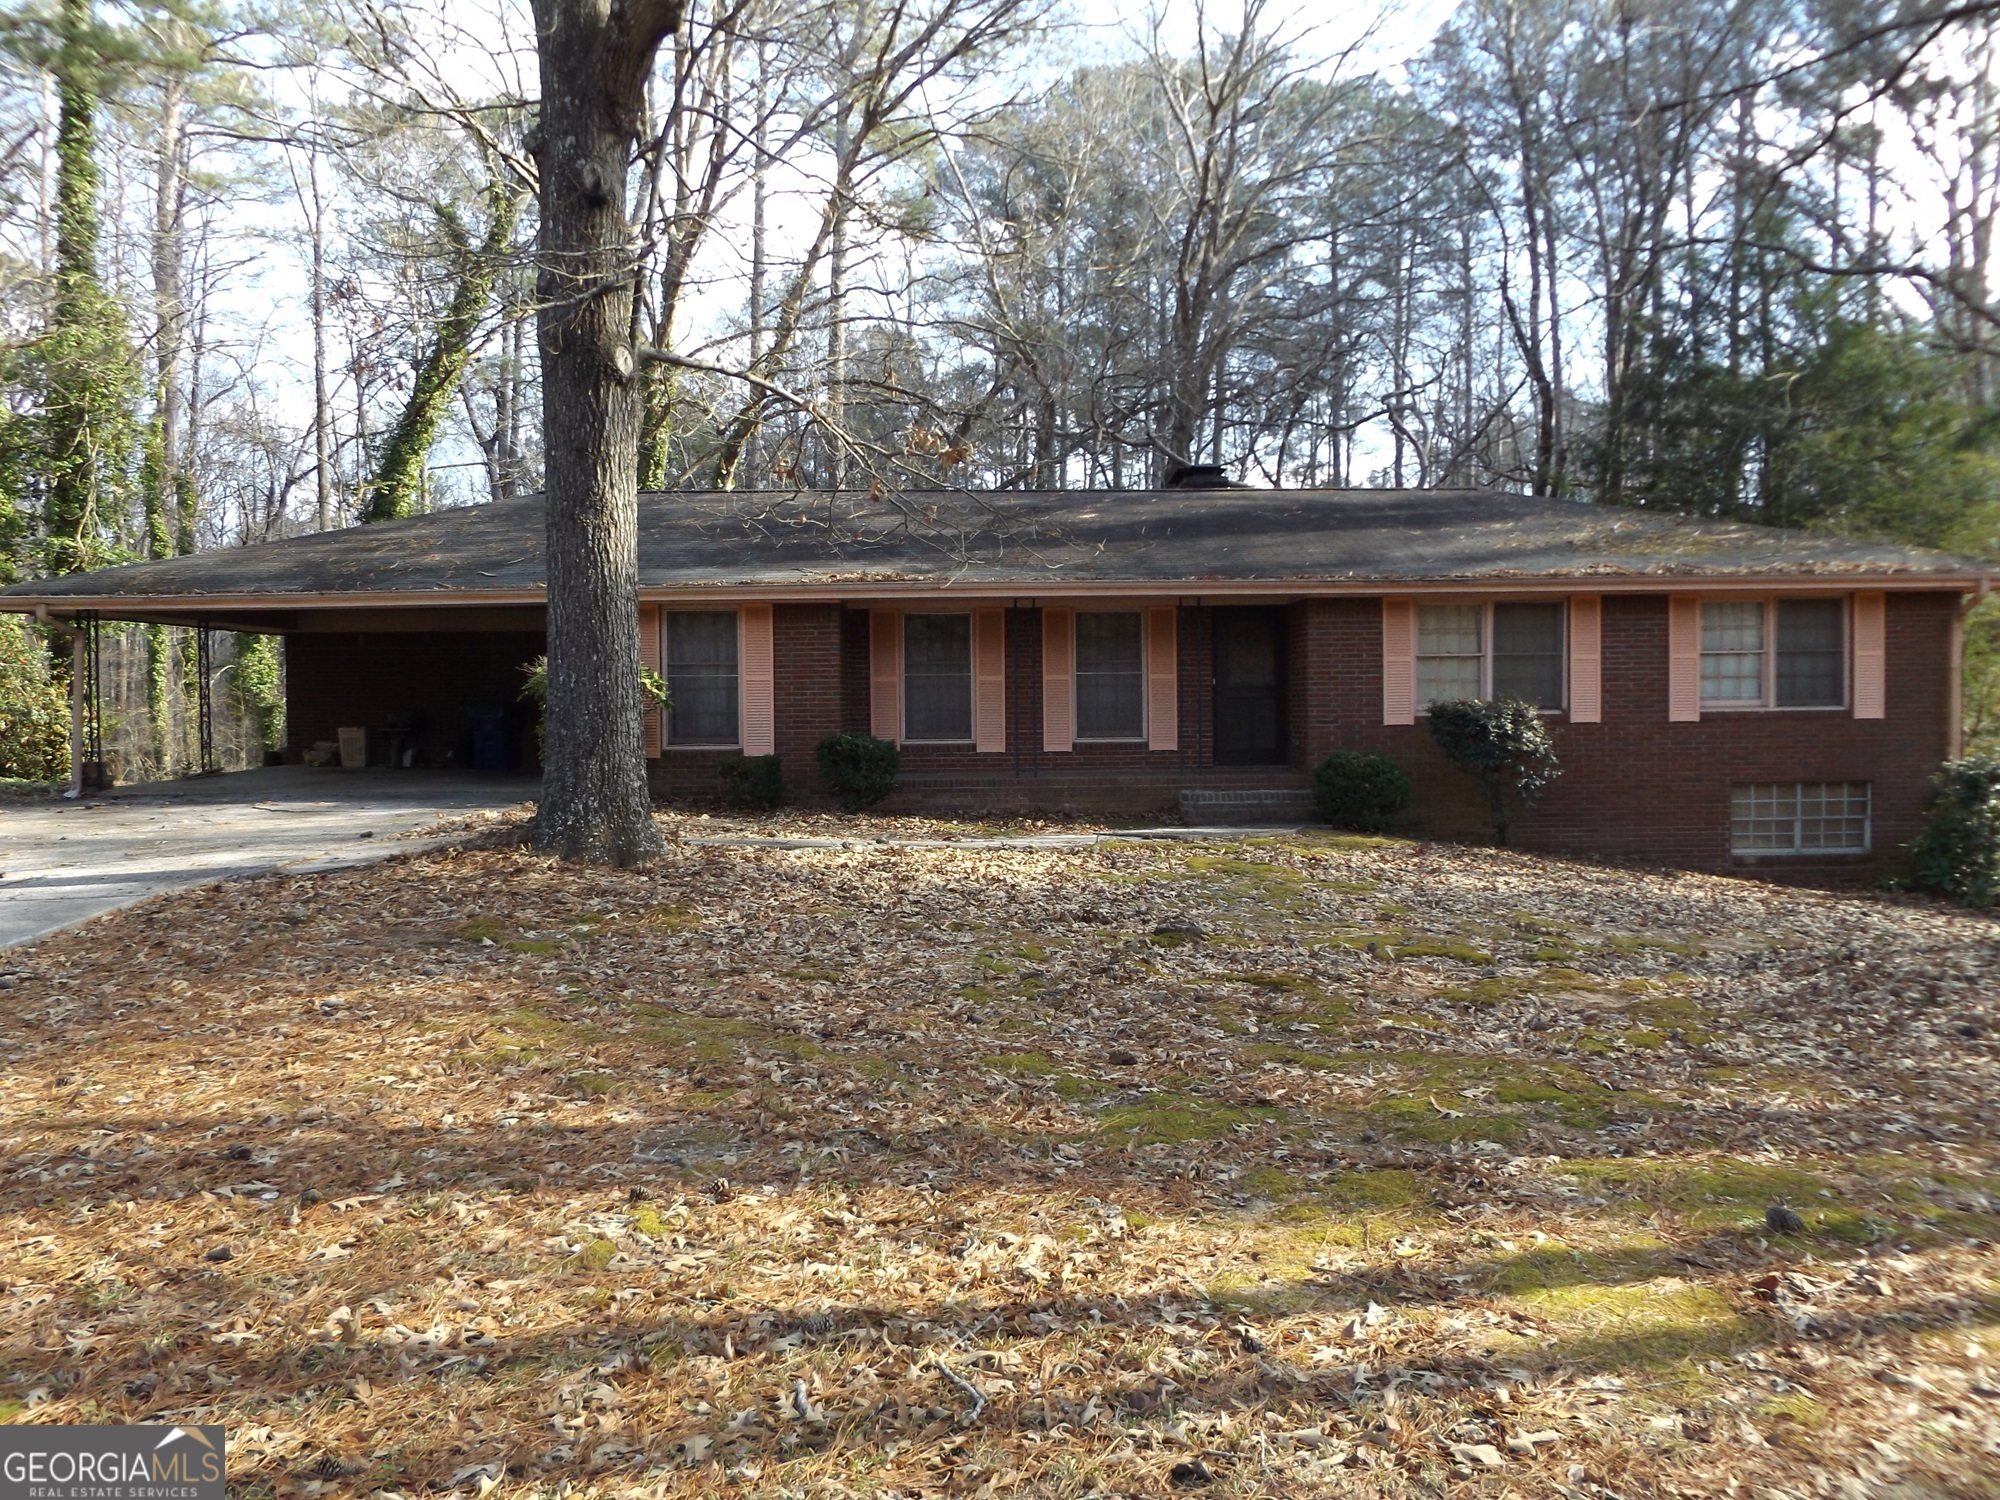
[3,0,2000,784]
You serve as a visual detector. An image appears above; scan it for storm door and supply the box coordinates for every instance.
[1212,608,1287,765]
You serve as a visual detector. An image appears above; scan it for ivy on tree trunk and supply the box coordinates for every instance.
[365,177,524,522]
[43,0,134,578]
[527,0,681,865]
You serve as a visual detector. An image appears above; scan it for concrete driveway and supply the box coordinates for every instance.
[0,768,534,951]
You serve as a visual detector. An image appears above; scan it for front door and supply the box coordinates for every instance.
[1213,608,1287,765]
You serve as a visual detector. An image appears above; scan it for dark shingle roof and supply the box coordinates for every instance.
[2,487,1987,608]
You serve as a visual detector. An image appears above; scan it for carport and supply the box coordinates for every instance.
[282,610,545,771]
[0,500,554,787]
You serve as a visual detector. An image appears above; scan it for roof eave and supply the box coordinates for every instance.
[1,568,1993,618]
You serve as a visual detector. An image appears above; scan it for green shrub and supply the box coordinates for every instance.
[1312,750,1411,831]
[1425,697,1561,845]
[720,753,784,810]
[1910,754,2000,905]
[815,732,899,812]
[0,616,69,782]
[519,654,668,757]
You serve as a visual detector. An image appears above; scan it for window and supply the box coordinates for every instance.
[1416,602,1565,709]
[1730,783,1871,855]
[665,611,739,745]
[1777,600,1844,706]
[1417,605,1482,705]
[904,613,972,741]
[1075,611,1145,740]
[1700,602,1764,702]
[1700,599,1845,708]
[1493,603,1565,706]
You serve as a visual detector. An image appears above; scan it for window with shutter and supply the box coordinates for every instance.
[1381,599,1415,725]
[1696,598,1847,709]
[903,613,973,742]
[869,610,902,742]
[1075,611,1144,740]
[1146,606,1178,751]
[639,606,662,756]
[1852,592,1885,719]
[739,605,774,756]
[665,611,740,745]
[1413,602,1565,710]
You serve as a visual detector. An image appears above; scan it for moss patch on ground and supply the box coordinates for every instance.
[626,1005,825,1065]
[1523,1278,1759,1376]
[1096,1094,1283,1143]
[1320,1166,1430,1211]
[982,1051,1102,1100]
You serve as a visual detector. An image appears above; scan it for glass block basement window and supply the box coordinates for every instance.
[1730,783,1871,855]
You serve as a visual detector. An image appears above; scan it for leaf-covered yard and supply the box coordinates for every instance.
[1,816,1997,1498]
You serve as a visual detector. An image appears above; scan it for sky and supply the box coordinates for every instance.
[195,0,1468,511]
[22,0,1974,522]
[1068,0,1460,72]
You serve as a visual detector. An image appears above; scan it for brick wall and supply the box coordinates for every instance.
[840,607,872,735]
[776,603,846,777]
[287,592,1963,877]
[815,604,1276,817]
[1289,591,1959,877]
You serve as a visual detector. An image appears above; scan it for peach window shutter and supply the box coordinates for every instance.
[869,608,902,743]
[1381,598,1415,725]
[639,605,663,757]
[1042,607,1074,752]
[1852,591,1886,719]
[973,607,1007,752]
[1146,606,1179,751]
[1668,595,1702,722]
[1568,595,1602,723]
[740,604,776,755]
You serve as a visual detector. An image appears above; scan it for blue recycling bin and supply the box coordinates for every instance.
[467,703,515,772]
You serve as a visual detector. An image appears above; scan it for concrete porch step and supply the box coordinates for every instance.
[1178,787,1316,824]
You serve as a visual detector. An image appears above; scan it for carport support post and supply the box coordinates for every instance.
[196,624,216,774]
[69,623,85,796]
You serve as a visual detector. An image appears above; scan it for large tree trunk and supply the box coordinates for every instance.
[529,0,680,866]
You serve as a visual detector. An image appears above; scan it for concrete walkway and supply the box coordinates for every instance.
[0,768,535,951]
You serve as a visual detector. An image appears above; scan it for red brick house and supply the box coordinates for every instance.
[4,484,1989,876]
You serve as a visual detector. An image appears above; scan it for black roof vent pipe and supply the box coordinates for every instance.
[1162,462,1244,490]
